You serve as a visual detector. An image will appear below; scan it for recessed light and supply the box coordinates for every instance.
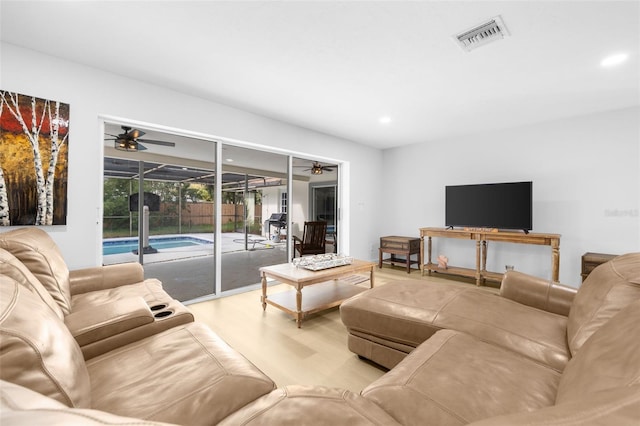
[601,53,629,68]
[379,116,392,125]
[226,158,234,162]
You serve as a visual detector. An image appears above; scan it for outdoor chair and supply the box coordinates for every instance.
[293,221,328,258]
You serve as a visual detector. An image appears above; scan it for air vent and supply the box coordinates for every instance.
[454,16,509,52]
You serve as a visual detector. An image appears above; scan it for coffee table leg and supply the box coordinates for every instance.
[261,273,267,310]
[296,288,303,328]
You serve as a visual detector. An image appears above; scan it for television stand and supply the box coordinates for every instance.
[419,227,560,286]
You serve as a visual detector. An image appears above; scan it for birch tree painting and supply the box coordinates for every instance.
[0,91,69,226]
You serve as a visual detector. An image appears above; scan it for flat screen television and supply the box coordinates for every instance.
[445,181,533,232]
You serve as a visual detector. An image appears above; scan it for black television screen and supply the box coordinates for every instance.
[445,181,532,231]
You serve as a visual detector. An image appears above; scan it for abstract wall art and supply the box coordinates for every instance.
[0,91,69,226]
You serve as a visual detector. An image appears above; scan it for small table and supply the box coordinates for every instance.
[260,259,375,328]
[379,236,421,273]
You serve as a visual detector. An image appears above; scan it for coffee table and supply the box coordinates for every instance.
[260,259,375,328]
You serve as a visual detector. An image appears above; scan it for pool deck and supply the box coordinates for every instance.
[103,233,283,265]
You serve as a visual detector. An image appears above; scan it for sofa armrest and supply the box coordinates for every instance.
[64,297,154,347]
[500,271,577,316]
[69,262,145,295]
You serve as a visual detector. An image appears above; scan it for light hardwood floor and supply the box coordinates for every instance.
[189,266,495,393]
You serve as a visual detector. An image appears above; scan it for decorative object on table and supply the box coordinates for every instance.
[437,255,449,269]
[293,254,353,271]
[0,90,69,226]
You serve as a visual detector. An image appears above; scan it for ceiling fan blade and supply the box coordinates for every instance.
[136,143,148,151]
[137,139,176,147]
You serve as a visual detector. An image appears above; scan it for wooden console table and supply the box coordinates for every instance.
[419,227,560,286]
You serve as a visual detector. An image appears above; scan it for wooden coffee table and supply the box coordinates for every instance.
[260,259,375,328]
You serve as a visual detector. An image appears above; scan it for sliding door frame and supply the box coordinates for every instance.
[99,115,347,302]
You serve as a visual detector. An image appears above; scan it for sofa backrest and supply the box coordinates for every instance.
[0,227,72,315]
[0,247,64,320]
[566,252,640,356]
[557,297,640,404]
[0,276,91,408]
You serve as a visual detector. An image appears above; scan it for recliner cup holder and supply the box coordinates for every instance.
[149,304,168,311]
[154,310,174,319]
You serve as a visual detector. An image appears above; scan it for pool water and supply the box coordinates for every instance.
[103,236,212,255]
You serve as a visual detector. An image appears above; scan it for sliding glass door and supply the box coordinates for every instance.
[103,123,216,301]
[290,157,339,255]
[220,145,289,292]
[103,122,344,301]
[311,183,337,253]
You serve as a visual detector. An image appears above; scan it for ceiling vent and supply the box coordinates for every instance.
[453,16,509,52]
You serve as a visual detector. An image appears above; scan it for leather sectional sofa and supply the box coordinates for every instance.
[1,227,639,424]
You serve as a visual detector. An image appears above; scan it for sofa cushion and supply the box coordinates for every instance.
[0,380,174,425]
[432,288,569,371]
[468,384,640,426]
[0,277,91,407]
[86,322,276,425]
[218,385,402,425]
[361,329,561,425]
[567,252,640,356]
[0,247,64,319]
[557,298,640,404]
[340,281,468,347]
[341,280,570,371]
[0,227,72,314]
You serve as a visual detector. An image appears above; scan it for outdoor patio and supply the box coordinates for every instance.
[103,232,289,301]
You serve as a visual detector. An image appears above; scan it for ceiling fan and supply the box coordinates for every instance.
[295,161,335,175]
[105,126,176,152]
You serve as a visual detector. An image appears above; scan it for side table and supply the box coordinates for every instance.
[581,252,617,282]
[379,236,421,273]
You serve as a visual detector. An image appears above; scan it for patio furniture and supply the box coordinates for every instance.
[293,221,327,258]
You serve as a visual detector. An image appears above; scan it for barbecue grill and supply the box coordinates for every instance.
[267,213,287,235]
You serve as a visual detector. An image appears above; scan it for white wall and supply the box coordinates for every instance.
[380,107,640,287]
[1,43,383,268]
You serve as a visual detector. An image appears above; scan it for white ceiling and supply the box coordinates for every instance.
[2,1,638,149]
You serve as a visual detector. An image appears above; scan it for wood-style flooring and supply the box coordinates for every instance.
[189,265,492,393]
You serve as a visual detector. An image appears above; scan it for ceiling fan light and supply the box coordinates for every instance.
[115,139,137,151]
[311,166,323,175]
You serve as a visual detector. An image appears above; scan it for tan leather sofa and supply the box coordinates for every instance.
[3,283,639,425]
[360,296,640,425]
[0,275,276,424]
[1,236,639,425]
[0,228,193,358]
[340,252,640,371]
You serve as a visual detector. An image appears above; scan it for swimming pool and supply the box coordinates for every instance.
[103,236,213,256]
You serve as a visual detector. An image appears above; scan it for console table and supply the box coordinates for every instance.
[419,227,560,286]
